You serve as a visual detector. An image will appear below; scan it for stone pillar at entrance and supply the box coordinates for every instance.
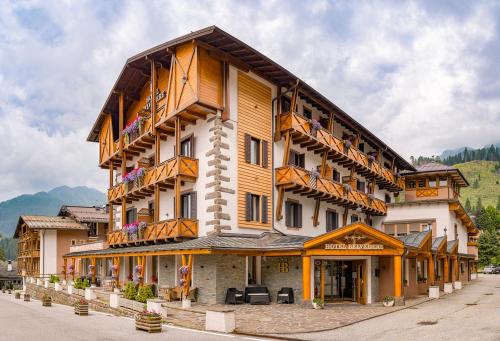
[302,256,311,304]
[393,255,402,304]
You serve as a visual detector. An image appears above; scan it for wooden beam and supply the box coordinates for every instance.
[151,59,157,135]
[221,61,230,121]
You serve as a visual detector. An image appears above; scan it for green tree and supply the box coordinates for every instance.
[478,230,500,267]
[472,178,480,189]
[0,248,5,262]
[464,198,472,213]
[476,206,500,233]
[476,197,483,216]
[497,195,500,212]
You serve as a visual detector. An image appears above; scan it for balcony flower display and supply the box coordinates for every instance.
[112,264,119,271]
[179,265,189,275]
[368,152,377,162]
[122,115,147,144]
[123,222,139,240]
[310,119,322,136]
[123,168,146,191]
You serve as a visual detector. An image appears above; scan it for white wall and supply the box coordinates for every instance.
[39,230,58,276]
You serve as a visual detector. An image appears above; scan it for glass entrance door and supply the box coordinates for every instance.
[324,261,354,302]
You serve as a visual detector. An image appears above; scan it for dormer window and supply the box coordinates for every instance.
[428,178,437,188]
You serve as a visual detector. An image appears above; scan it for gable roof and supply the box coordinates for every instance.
[397,230,432,249]
[402,162,468,187]
[13,215,88,238]
[431,236,447,253]
[447,239,459,254]
[58,205,108,223]
[87,26,413,171]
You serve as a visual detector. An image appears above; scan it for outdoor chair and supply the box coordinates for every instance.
[225,288,244,305]
[277,287,294,304]
[245,286,271,305]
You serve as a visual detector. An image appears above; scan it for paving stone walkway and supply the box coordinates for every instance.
[162,295,431,335]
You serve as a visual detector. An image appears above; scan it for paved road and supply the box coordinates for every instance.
[287,275,500,341]
[0,293,271,341]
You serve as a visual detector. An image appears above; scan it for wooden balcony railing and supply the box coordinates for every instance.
[276,165,387,215]
[108,218,198,247]
[278,112,404,191]
[108,156,198,204]
[123,114,155,154]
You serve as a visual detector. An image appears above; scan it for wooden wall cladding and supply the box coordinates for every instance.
[237,72,272,229]
[99,115,114,164]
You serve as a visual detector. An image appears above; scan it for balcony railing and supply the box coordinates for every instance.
[108,218,198,247]
[276,165,387,215]
[123,114,154,153]
[108,156,198,204]
[278,112,404,191]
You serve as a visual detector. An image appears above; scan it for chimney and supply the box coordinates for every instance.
[7,260,12,272]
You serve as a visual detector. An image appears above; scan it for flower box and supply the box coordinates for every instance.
[74,303,89,316]
[15,292,20,299]
[42,296,52,307]
[135,312,162,333]
[120,297,146,312]
[24,293,31,301]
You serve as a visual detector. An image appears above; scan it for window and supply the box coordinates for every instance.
[326,210,338,232]
[357,180,365,193]
[281,97,291,113]
[126,208,137,224]
[288,150,305,168]
[358,143,365,152]
[424,259,428,278]
[385,194,392,203]
[417,179,426,188]
[89,223,97,237]
[460,262,465,274]
[439,177,447,187]
[148,201,154,217]
[406,180,416,189]
[71,240,76,246]
[244,134,268,167]
[245,193,268,223]
[180,192,197,219]
[332,169,341,183]
[421,223,432,231]
[350,215,359,224]
[180,135,194,158]
[428,178,437,188]
[303,107,312,119]
[285,201,302,228]
[417,260,422,279]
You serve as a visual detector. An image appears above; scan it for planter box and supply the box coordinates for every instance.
[135,314,162,333]
[74,304,89,316]
[120,297,146,312]
[67,285,74,295]
[110,293,121,308]
[383,300,395,307]
[55,283,62,291]
[471,273,477,280]
[37,279,42,286]
[44,280,49,288]
[42,297,52,307]
[206,310,235,333]
[454,281,462,290]
[24,293,31,302]
[429,286,440,299]
[15,292,21,299]
[444,283,453,294]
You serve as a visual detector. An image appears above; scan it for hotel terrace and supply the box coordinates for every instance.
[38,26,479,306]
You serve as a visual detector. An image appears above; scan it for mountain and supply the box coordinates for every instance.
[455,161,500,209]
[440,143,500,160]
[0,186,106,238]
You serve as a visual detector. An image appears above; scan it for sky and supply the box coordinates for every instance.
[0,0,499,201]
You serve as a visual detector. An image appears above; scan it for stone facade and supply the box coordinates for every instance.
[193,254,245,304]
[261,256,302,303]
[159,255,176,288]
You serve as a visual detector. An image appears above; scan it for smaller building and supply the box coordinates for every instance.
[0,260,22,289]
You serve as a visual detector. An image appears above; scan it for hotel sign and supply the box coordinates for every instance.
[324,243,384,250]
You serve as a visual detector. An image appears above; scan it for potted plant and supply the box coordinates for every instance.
[343,183,352,194]
[15,291,21,299]
[135,310,162,333]
[42,294,52,307]
[383,296,395,307]
[24,293,30,302]
[74,298,89,316]
[312,297,324,309]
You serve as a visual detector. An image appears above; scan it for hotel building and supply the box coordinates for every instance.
[63,26,478,305]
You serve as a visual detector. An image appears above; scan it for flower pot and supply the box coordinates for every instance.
[74,303,89,316]
[429,286,440,299]
[42,297,52,307]
[312,302,324,310]
[135,313,162,333]
[24,293,30,302]
[182,299,191,309]
[383,300,395,307]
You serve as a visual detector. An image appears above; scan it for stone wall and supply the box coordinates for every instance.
[371,256,380,303]
[193,254,245,305]
[158,255,176,288]
[261,256,302,303]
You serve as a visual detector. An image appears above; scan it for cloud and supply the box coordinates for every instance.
[0,0,499,201]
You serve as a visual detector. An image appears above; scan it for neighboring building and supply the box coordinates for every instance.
[383,162,479,295]
[64,26,476,305]
[0,260,22,289]
[14,206,109,277]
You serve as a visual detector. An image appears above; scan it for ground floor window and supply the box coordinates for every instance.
[326,210,338,232]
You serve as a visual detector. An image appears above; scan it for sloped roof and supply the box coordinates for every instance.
[87,25,414,171]
[65,232,311,257]
[447,239,459,254]
[432,236,447,252]
[0,261,20,279]
[402,162,468,186]
[397,230,432,249]
[14,215,88,238]
[58,205,108,223]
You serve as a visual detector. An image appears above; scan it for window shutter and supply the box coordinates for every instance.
[285,202,291,227]
[245,192,252,221]
[190,192,197,219]
[297,204,302,228]
[326,211,332,231]
[244,134,251,163]
[262,140,268,168]
[261,195,268,223]
[299,154,305,168]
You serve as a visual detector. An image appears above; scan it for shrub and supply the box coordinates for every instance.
[123,281,138,300]
[135,285,154,303]
[49,274,60,283]
[74,278,90,289]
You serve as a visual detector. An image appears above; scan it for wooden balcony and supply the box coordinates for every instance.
[276,165,387,216]
[108,218,198,247]
[278,112,404,191]
[108,156,198,204]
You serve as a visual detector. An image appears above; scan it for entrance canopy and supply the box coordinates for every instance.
[303,222,405,256]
